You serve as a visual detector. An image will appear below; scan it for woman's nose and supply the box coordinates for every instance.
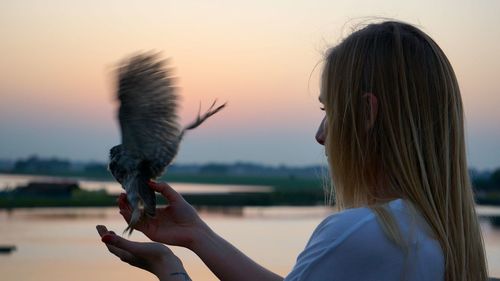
[315,117,326,145]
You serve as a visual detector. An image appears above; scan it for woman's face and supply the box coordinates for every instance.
[315,94,327,146]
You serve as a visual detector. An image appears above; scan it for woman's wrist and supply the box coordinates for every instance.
[158,271,192,281]
[186,219,215,252]
[157,271,191,281]
[154,254,190,281]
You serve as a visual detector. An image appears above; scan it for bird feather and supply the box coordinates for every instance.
[108,52,226,235]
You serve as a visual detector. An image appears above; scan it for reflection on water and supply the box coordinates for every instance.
[79,179,272,194]
[1,206,500,280]
[0,206,325,281]
[0,174,272,194]
[1,174,499,279]
[4,210,108,220]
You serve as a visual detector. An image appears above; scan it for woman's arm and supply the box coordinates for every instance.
[190,225,284,281]
[118,181,284,281]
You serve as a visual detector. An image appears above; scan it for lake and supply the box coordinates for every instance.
[0,173,272,194]
[1,174,499,280]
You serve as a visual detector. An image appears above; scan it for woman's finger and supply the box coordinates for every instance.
[97,225,135,263]
[118,193,132,212]
[119,208,132,222]
[96,225,109,237]
[107,243,136,264]
[148,181,182,203]
[96,225,117,237]
[118,194,136,224]
[118,209,149,233]
[102,233,150,257]
[118,199,132,215]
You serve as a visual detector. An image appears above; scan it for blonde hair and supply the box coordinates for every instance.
[322,21,488,281]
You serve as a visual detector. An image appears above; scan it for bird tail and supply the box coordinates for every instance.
[123,174,156,236]
[180,99,227,137]
[137,172,157,217]
[124,208,142,236]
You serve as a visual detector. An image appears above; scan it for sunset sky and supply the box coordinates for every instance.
[0,0,499,169]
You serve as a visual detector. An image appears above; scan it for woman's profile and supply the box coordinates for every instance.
[96,20,489,281]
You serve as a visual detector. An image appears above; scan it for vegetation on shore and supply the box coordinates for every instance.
[0,177,326,209]
[0,155,499,208]
[0,155,329,209]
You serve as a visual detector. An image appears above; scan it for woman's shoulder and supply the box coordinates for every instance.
[309,198,432,248]
[285,200,406,280]
[308,202,378,244]
[309,199,407,244]
[285,199,444,280]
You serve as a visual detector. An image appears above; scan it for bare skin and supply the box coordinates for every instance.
[97,93,397,280]
[98,181,283,281]
[96,225,189,281]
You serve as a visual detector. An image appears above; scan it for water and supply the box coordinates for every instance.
[0,173,272,194]
[1,175,499,280]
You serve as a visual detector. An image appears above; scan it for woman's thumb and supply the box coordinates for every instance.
[102,234,139,253]
[148,180,182,203]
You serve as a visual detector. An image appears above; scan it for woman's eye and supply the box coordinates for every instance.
[320,107,325,111]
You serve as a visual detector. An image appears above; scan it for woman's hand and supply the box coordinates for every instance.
[96,225,191,281]
[117,182,283,281]
[118,181,210,249]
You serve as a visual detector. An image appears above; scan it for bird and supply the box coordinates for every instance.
[108,52,226,234]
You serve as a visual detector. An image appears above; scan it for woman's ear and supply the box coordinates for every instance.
[363,92,378,129]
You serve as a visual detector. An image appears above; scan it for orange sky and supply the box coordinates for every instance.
[0,0,499,169]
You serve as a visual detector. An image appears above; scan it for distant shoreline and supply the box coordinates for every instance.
[1,171,499,208]
[0,171,324,192]
[0,172,326,208]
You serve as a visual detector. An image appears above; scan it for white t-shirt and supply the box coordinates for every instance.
[284,198,444,281]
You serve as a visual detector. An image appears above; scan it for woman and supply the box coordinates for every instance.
[97,21,488,281]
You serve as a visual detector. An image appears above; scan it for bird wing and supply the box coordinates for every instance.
[116,53,181,162]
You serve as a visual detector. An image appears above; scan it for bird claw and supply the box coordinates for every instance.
[184,99,227,131]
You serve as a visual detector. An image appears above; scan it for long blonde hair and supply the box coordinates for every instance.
[322,21,488,281]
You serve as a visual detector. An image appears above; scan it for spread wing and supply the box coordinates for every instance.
[117,53,181,162]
